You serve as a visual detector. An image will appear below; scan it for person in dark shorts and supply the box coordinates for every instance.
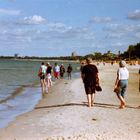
[81,57,100,107]
[38,62,47,93]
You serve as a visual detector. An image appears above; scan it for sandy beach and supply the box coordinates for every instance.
[0,63,140,140]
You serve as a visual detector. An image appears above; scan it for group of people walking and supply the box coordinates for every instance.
[38,62,52,94]
[38,62,73,94]
[80,57,129,108]
[38,58,129,109]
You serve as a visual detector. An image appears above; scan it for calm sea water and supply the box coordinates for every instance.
[0,59,80,129]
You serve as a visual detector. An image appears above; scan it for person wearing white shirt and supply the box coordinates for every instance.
[38,62,47,94]
[53,63,60,79]
[114,60,129,109]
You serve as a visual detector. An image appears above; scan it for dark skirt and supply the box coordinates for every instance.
[84,83,96,94]
[40,74,45,79]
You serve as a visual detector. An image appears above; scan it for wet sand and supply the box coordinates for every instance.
[0,63,140,140]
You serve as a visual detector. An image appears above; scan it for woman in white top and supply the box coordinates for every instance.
[114,60,129,109]
[38,62,47,94]
[53,63,60,79]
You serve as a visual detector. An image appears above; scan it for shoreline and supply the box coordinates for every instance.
[0,64,140,140]
[1,58,140,66]
[0,85,42,129]
[0,59,80,130]
[0,58,80,63]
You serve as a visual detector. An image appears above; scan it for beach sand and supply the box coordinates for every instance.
[0,64,140,140]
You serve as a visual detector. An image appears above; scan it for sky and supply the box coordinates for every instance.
[0,0,140,57]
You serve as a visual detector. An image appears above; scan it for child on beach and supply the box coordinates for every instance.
[114,60,129,109]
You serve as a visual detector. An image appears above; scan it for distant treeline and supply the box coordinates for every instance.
[122,42,140,60]
[0,42,139,61]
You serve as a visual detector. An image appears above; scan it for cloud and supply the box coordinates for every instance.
[89,16,112,23]
[2,15,139,56]
[0,21,95,45]
[47,22,72,32]
[104,24,140,35]
[0,8,20,16]
[17,15,46,25]
[42,22,95,40]
[135,32,140,39]
[102,23,140,50]
[103,24,130,39]
[109,42,127,53]
[0,29,32,43]
[128,10,140,20]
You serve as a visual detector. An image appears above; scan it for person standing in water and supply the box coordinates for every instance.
[38,62,47,94]
[60,64,65,79]
[53,63,60,79]
[67,64,73,80]
[46,62,52,89]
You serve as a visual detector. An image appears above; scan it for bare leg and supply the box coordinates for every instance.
[70,73,71,80]
[40,80,45,94]
[46,78,49,88]
[49,79,52,86]
[120,97,125,109]
[87,94,92,107]
[44,79,48,94]
[41,79,48,94]
[43,79,47,87]
[48,79,52,87]
[91,94,95,106]
[116,93,125,109]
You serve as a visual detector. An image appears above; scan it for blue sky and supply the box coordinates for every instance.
[0,0,140,57]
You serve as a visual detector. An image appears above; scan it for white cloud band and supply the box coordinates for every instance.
[128,10,140,20]
[0,8,20,15]
[18,15,46,25]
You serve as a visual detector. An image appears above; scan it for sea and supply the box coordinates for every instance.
[0,59,80,129]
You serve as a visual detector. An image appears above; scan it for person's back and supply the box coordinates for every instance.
[38,62,47,94]
[67,64,72,80]
[41,64,47,74]
[60,64,65,78]
[118,67,129,80]
[114,60,129,109]
[81,57,100,107]
[47,65,52,74]
[46,62,52,88]
[53,63,60,79]
[60,65,65,73]
[82,64,98,84]
[80,61,86,72]
[39,62,47,77]
[67,64,72,73]
[54,64,60,72]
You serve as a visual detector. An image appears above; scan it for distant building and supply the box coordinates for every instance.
[14,53,19,58]
[71,52,77,57]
